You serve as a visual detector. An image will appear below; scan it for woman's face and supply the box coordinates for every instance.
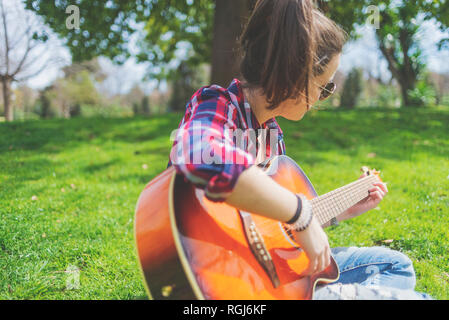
[278,54,341,121]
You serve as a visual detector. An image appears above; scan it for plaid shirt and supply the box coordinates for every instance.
[169,78,286,202]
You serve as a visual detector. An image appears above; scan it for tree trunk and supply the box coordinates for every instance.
[2,77,13,122]
[398,76,417,107]
[379,42,418,107]
[210,0,254,87]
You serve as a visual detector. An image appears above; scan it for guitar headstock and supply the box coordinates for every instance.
[361,166,382,182]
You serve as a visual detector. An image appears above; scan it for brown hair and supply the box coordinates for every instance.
[239,0,347,109]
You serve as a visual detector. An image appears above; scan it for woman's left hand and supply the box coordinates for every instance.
[338,173,388,222]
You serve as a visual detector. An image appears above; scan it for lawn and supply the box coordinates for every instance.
[1,106,448,299]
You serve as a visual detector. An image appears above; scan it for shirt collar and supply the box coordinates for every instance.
[227,78,282,135]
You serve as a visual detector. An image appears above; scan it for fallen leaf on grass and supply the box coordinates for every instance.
[382,239,394,244]
[31,195,38,201]
[42,233,46,238]
[367,152,377,158]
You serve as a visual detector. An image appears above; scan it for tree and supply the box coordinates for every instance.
[141,96,150,115]
[319,0,449,107]
[125,84,145,115]
[210,0,255,86]
[13,85,38,119]
[25,0,256,90]
[0,0,62,121]
[340,68,364,109]
[43,64,101,118]
[37,86,54,119]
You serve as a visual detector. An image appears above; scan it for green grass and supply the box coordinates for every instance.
[1,106,448,299]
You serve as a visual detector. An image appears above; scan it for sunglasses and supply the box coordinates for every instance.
[319,82,336,101]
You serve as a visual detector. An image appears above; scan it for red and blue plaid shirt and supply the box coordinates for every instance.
[169,78,286,202]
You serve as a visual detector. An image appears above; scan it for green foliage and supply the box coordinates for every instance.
[340,68,364,109]
[25,0,214,81]
[42,69,101,118]
[168,61,207,111]
[139,0,214,81]
[25,0,138,64]
[442,95,449,106]
[79,104,133,118]
[321,0,449,106]
[408,80,438,107]
[320,0,449,37]
[131,96,152,116]
[36,89,56,119]
[374,84,401,108]
[132,102,140,116]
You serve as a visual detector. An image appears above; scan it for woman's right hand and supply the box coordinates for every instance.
[293,216,331,276]
[224,165,332,276]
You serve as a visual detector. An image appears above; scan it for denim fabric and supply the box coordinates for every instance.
[313,246,433,300]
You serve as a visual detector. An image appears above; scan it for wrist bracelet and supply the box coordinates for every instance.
[287,194,313,232]
[286,194,302,224]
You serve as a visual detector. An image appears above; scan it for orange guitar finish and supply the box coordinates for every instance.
[134,156,339,300]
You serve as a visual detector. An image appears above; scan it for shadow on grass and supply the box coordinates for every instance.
[281,107,449,164]
[0,113,182,155]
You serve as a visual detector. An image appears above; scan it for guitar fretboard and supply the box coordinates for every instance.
[310,174,378,225]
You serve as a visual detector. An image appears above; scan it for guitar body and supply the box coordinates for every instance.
[135,155,339,300]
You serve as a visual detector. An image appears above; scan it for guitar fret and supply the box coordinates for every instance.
[312,175,377,225]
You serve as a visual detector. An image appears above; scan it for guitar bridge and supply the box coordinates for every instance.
[239,211,281,288]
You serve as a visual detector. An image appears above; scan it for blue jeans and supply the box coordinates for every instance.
[313,246,433,300]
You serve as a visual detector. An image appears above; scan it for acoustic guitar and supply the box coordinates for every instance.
[134,155,381,300]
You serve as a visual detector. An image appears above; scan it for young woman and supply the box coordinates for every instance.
[169,0,432,300]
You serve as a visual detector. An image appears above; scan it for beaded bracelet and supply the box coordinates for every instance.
[287,194,313,232]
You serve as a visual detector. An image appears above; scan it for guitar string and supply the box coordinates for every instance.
[309,176,376,224]
[311,178,373,222]
[311,174,375,205]
[312,175,377,218]
[307,179,374,227]
[252,174,377,232]
[313,176,377,225]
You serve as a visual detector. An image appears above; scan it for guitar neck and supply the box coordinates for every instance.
[310,174,378,226]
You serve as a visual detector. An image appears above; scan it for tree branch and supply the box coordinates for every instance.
[0,0,10,75]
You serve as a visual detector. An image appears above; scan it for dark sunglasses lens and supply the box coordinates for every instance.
[320,82,336,100]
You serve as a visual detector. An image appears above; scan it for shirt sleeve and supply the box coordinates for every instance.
[169,87,255,202]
